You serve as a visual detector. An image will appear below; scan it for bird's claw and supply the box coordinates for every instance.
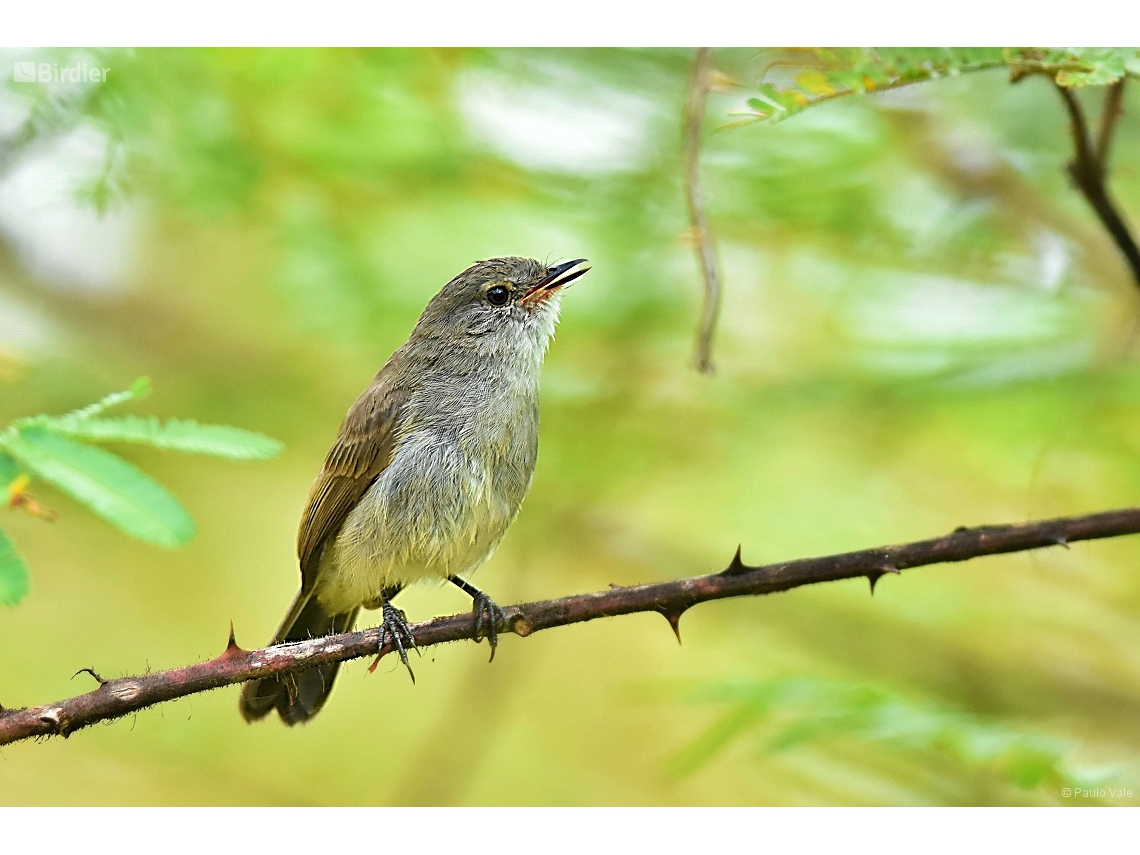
[380,601,418,683]
[472,592,506,662]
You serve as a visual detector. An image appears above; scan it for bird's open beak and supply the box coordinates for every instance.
[521,258,589,306]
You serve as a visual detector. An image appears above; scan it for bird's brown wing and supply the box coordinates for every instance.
[297,380,409,591]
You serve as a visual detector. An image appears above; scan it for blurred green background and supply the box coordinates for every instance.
[2,47,1140,805]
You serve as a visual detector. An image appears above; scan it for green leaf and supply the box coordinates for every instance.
[0,527,30,606]
[741,48,1009,126]
[54,376,152,422]
[12,377,283,460]
[1050,47,1133,87]
[38,415,284,461]
[0,428,195,548]
[746,97,773,119]
[739,48,1140,127]
[0,451,21,489]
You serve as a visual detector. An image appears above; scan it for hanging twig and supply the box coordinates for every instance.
[4,505,1140,746]
[1093,79,1126,165]
[1054,79,1140,289]
[683,47,723,373]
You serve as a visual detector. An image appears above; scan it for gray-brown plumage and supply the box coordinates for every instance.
[240,256,587,724]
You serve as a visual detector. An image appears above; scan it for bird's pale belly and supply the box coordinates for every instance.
[313,431,523,615]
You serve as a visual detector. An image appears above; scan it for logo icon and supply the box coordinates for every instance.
[13,62,36,83]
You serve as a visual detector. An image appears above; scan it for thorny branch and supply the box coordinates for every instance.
[683,47,723,374]
[5,506,1140,746]
[1054,79,1140,290]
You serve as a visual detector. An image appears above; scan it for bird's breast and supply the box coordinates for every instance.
[314,379,540,613]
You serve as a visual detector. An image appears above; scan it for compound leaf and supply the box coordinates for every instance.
[0,428,194,548]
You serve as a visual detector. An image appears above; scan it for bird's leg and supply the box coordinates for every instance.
[448,576,506,662]
[376,586,417,683]
[362,584,404,610]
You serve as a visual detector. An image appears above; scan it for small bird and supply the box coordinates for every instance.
[240,256,588,725]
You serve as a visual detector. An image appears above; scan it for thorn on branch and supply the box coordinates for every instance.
[6,506,1140,747]
[867,564,901,596]
[659,607,686,644]
[219,621,248,661]
[1053,534,1070,549]
[722,544,749,576]
[71,668,106,685]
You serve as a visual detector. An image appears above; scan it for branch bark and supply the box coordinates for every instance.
[683,47,723,374]
[5,506,1140,746]
[1054,79,1140,290]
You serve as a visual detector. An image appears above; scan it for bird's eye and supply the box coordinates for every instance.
[486,285,510,307]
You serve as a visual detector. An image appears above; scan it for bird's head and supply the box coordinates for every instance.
[413,257,589,352]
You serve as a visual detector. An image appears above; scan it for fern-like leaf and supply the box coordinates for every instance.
[734,48,1140,127]
[38,415,284,461]
[0,428,195,548]
[54,376,152,422]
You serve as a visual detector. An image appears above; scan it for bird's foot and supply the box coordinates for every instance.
[472,592,506,662]
[379,601,418,683]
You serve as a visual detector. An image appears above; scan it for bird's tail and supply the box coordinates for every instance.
[239,590,359,726]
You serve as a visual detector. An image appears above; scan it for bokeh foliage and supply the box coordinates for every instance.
[1,47,1140,805]
[0,377,281,603]
[656,676,1112,795]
